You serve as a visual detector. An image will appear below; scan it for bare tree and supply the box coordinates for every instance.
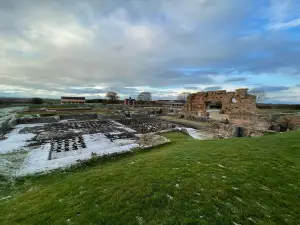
[137,92,152,102]
[106,92,119,103]
[177,92,191,103]
[248,90,267,103]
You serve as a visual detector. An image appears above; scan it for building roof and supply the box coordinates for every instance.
[166,100,184,104]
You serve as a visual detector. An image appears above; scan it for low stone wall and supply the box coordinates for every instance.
[59,114,97,120]
[118,118,175,133]
[97,114,126,120]
[16,116,60,124]
[138,134,170,148]
[229,112,300,132]
[130,113,150,119]
[210,123,236,138]
[272,115,300,131]
[210,122,265,138]
[178,113,209,122]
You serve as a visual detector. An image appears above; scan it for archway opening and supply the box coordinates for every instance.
[205,101,224,120]
[205,101,222,109]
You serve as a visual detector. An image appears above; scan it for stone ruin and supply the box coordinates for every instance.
[186,88,257,117]
[184,88,264,137]
[184,88,300,137]
[118,118,175,133]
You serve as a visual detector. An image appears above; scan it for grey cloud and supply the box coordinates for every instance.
[0,0,247,90]
[0,0,299,101]
[184,87,199,90]
[203,86,222,91]
[64,88,106,95]
[251,86,290,92]
[225,77,247,83]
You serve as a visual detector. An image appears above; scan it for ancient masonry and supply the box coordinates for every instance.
[186,88,257,116]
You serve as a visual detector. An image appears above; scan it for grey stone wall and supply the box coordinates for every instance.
[59,114,97,120]
[16,116,60,124]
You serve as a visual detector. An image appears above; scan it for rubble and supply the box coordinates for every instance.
[138,134,170,148]
[118,118,175,133]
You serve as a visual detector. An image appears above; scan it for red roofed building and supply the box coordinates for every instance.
[124,97,136,106]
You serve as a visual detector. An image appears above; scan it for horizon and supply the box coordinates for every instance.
[1,0,300,103]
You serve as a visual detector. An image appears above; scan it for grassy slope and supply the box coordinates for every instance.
[1,132,300,225]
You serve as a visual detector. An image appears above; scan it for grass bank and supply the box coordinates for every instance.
[1,132,300,224]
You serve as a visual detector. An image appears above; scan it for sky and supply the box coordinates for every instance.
[0,0,300,103]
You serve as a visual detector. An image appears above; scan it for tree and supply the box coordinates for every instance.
[177,92,191,103]
[106,92,119,103]
[248,90,267,103]
[31,98,43,104]
[137,92,152,102]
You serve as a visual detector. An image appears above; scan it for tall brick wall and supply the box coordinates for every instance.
[186,88,257,116]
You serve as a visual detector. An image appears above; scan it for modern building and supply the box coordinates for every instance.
[124,97,136,106]
[164,100,185,108]
[61,96,85,104]
[155,100,170,105]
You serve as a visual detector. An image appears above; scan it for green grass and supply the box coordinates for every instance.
[258,108,300,114]
[1,132,300,224]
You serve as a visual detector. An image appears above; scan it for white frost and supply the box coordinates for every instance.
[178,127,214,140]
[0,125,37,154]
[17,133,138,176]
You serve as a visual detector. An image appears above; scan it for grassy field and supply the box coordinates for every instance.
[258,108,300,114]
[1,132,300,224]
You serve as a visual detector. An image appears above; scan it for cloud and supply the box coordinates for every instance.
[184,86,199,90]
[225,77,247,83]
[268,18,300,31]
[251,85,290,92]
[0,0,247,88]
[0,0,299,102]
[203,86,222,91]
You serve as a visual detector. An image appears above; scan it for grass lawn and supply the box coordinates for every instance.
[258,108,300,114]
[1,132,300,225]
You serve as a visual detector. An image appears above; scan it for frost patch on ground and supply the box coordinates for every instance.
[177,127,214,140]
[0,196,12,201]
[1,120,172,177]
[166,194,173,200]
[136,216,145,225]
[0,125,37,154]
[0,151,28,176]
[110,120,137,133]
[17,133,138,176]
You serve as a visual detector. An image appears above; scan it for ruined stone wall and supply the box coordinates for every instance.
[59,114,97,120]
[186,88,257,116]
[16,116,60,124]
